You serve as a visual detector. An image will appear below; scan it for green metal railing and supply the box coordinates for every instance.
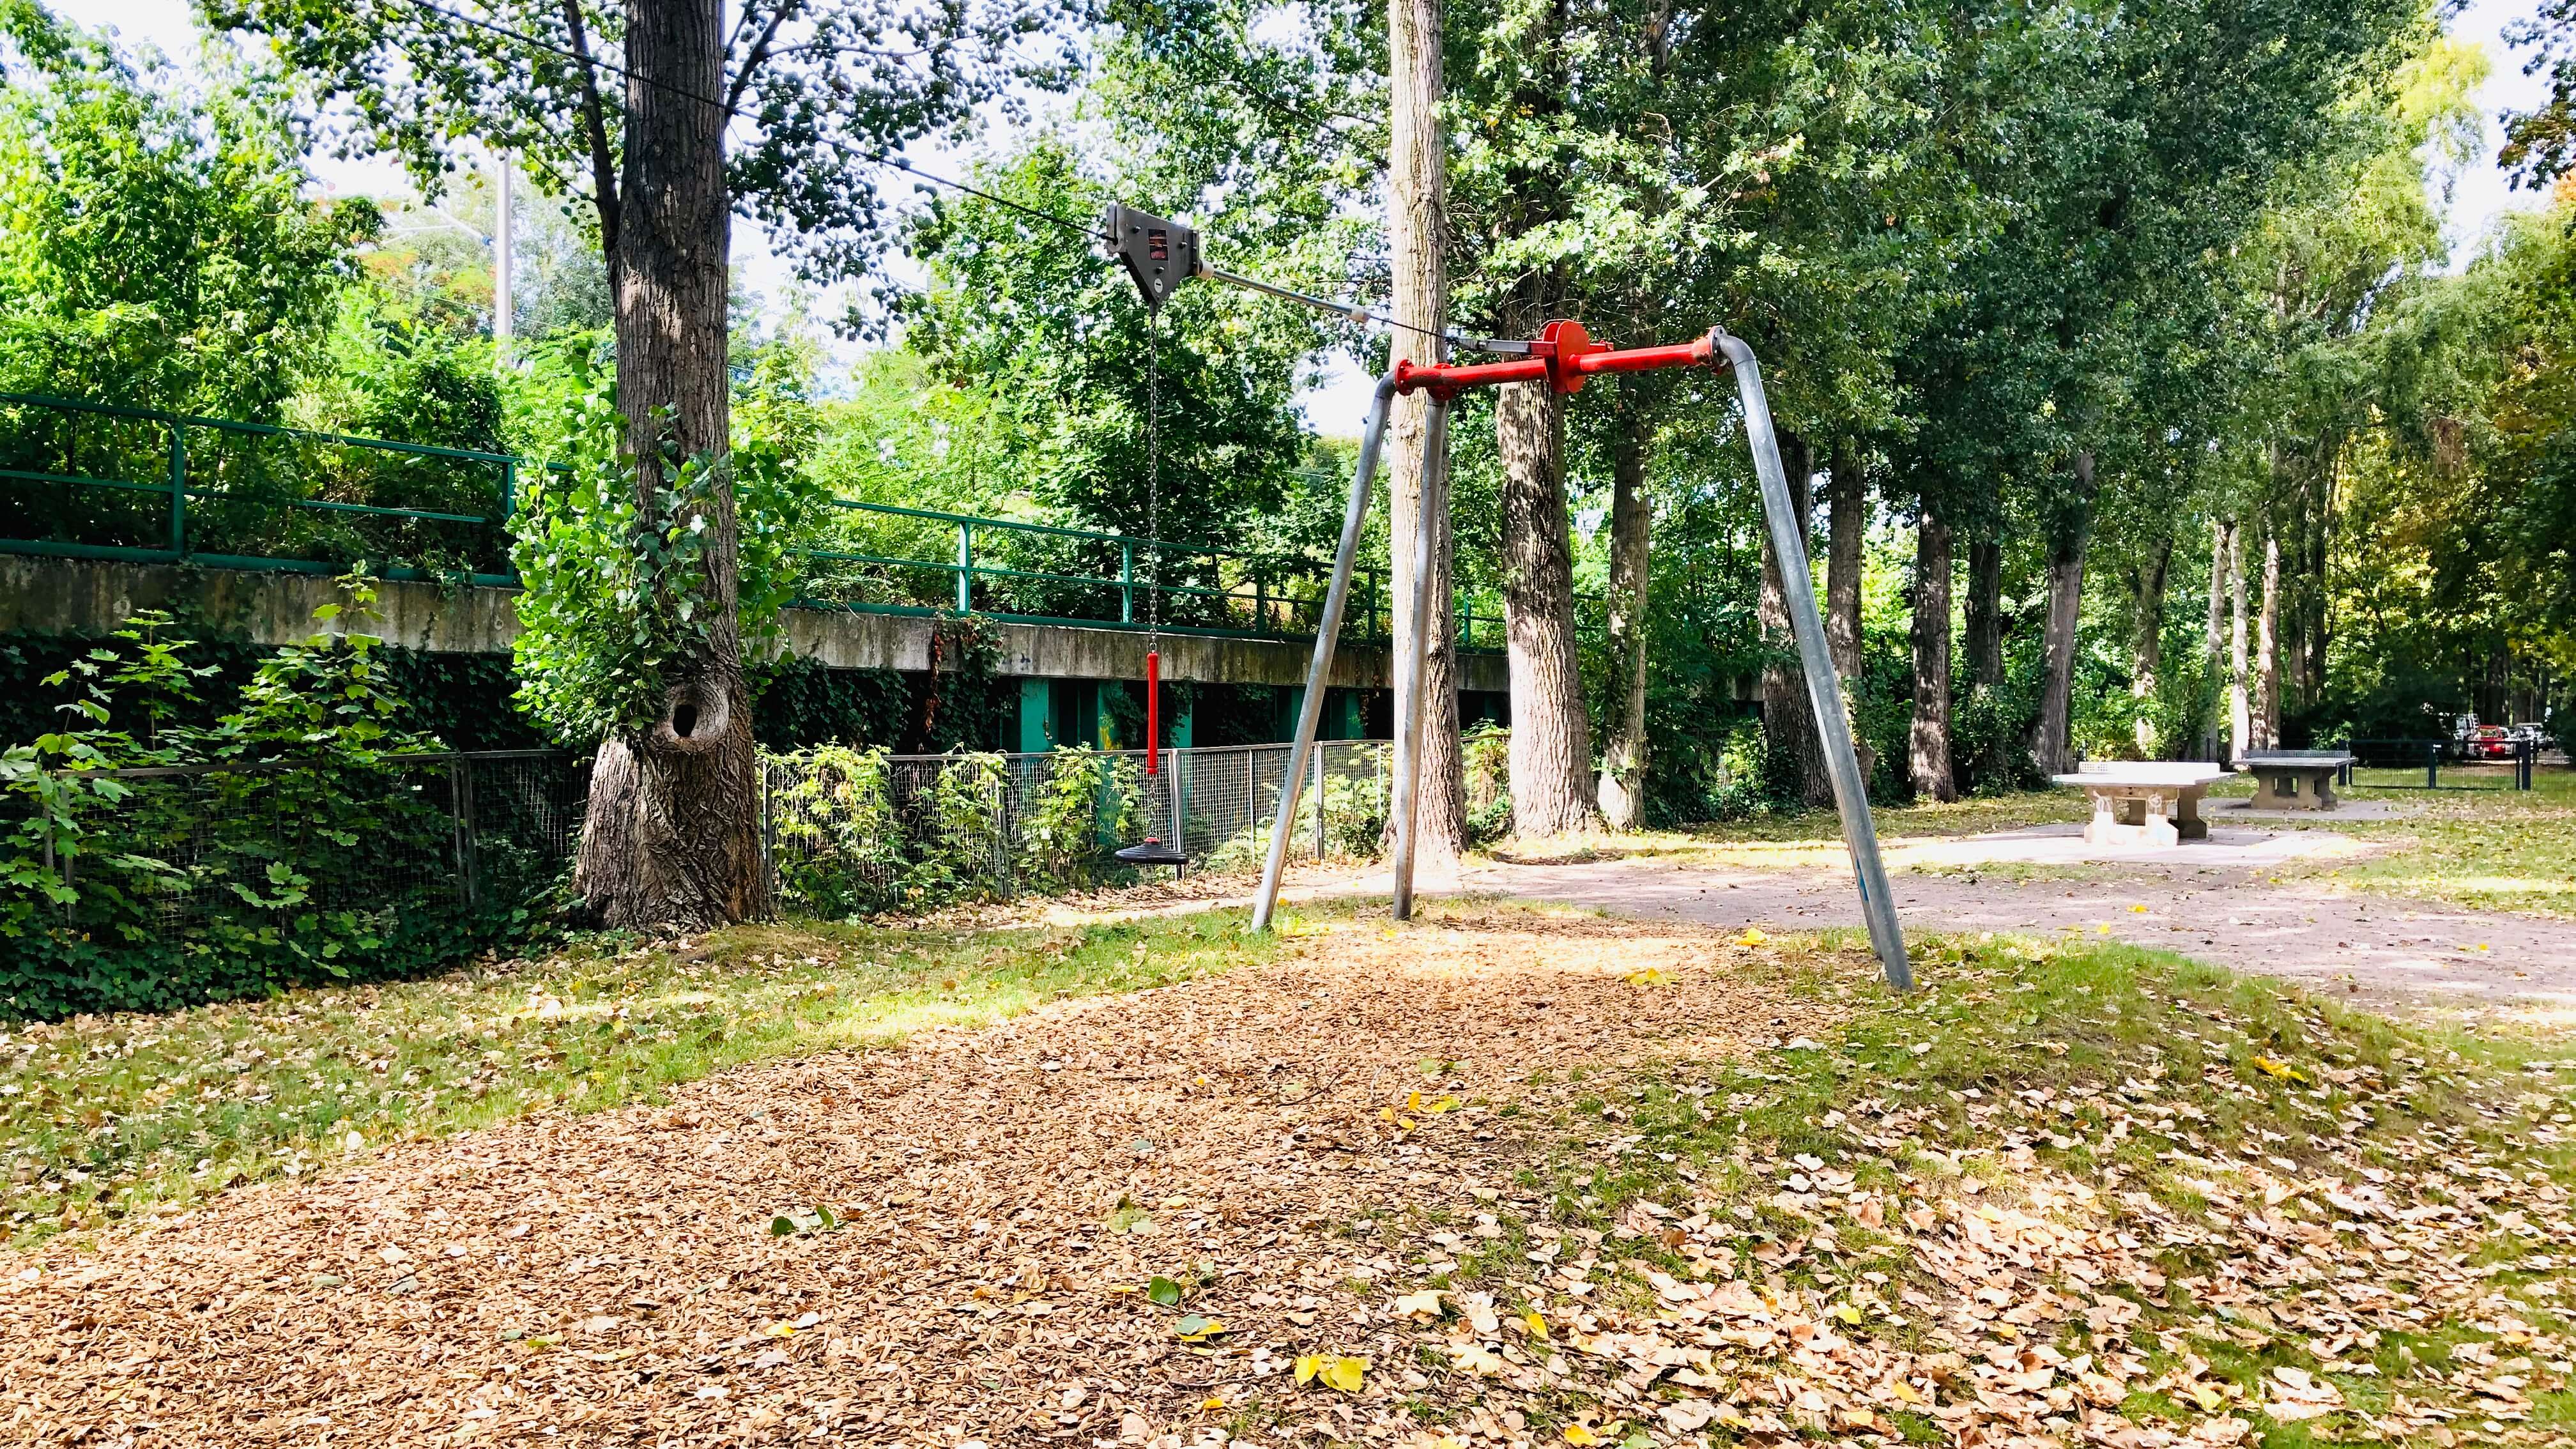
[2,392,1546,650]
[0,392,529,585]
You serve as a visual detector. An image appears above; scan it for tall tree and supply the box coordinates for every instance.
[213,0,1061,926]
[1384,0,1469,864]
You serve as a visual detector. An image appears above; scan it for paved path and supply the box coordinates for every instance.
[1433,852,2576,1015]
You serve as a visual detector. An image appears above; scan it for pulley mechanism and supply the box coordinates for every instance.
[1103,204,1199,312]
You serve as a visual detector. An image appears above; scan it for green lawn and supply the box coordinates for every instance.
[0,908,1284,1247]
[1450,930,2576,1446]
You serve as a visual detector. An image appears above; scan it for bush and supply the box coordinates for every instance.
[0,589,560,1019]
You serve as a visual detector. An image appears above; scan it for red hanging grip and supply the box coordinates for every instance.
[1144,649,1161,776]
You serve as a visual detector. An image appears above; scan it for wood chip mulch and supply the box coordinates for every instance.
[0,910,1823,1447]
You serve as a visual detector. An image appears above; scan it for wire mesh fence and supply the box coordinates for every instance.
[33,751,586,930]
[9,751,586,1015]
[762,739,1392,915]
[13,740,1376,1010]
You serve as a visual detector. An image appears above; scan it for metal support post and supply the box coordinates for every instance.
[1715,332,1910,990]
[2427,741,2439,791]
[1121,543,1135,624]
[1314,744,1328,860]
[1388,401,1449,922]
[955,522,974,613]
[168,423,187,556]
[1251,374,1399,931]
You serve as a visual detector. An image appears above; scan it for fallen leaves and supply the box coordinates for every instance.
[1295,1353,1368,1392]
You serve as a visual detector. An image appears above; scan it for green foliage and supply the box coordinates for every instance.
[1020,746,1128,892]
[507,349,829,744]
[770,744,905,917]
[0,2,375,418]
[907,751,1013,906]
[1462,725,1512,845]
[0,583,558,1019]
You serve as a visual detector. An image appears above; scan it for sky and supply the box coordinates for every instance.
[56,0,2568,429]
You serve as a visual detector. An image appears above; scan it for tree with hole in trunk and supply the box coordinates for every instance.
[215,0,1064,927]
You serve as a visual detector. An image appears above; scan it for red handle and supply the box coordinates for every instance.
[1144,649,1161,776]
[1395,322,1719,399]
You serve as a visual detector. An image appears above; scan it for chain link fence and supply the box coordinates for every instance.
[762,739,1392,914]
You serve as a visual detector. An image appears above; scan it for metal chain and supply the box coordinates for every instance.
[1146,306,1162,640]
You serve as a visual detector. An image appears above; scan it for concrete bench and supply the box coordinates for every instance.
[2049,763,2235,847]
[2237,749,2356,811]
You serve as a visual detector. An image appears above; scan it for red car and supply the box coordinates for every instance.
[2465,724,2517,761]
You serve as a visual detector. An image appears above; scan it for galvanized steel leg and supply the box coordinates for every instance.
[1715,332,1912,990]
[1389,400,1448,921]
[1252,374,1400,932]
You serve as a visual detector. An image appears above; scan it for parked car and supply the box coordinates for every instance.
[2465,724,2517,761]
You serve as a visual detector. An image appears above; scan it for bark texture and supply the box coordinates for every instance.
[1759,435,1828,806]
[1381,0,1467,864]
[2030,450,2096,777]
[1598,408,1652,829]
[2227,521,2251,760]
[2128,535,2172,756]
[2204,519,2228,759]
[1909,502,1958,801]
[1964,535,2006,688]
[1824,437,1873,787]
[1497,381,1599,836]
[1825,439,1867,684]
[2257,525,2281,749]
[574,0,765,929]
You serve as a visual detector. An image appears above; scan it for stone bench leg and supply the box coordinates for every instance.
[2084,790,2120,845]
[2143,790,2179,847]
[2175,786,2208,840]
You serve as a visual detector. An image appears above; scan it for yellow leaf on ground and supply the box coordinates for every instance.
[2251,1056,2309,1084]
[1734,928,1768,947]
[1521,1310,1549,1340]
[1321,1356,1367,1392]
[1564,1425,1598,1446]
[1393,1289,1445,1318]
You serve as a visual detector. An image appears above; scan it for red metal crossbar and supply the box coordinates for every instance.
[1392,321,1720,400]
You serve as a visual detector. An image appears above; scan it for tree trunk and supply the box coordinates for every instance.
[1825,438,1867,681]
[2228,521,2251,761]
[2302,472,2331,703]
[1964,534,2005,688]
[1760,434,1829,806]
[574,0,766,929]
[1497,381,1599,836]
[2128,535,2171,756]
[2030,450,2096,776]
[2205,518,2228,759]
[2257,524,2281,749]
[1597,405,1652,830]
[1381,0,1466,864]
[1824,436,1873,787]
[1908,499,1957,801]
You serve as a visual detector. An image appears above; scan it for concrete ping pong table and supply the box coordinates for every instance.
[2050,762,2235,847]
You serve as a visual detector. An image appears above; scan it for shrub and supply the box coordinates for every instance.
[0,586,559,1019]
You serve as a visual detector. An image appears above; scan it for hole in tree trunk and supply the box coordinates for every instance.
[672,701,699,739]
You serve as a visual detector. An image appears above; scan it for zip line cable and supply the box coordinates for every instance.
[383,0,1473,346]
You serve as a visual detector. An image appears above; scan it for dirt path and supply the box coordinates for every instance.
[0,911,1831,1448]
[1428,852,2576,1014]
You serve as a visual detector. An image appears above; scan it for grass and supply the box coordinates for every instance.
[2274,765,2576,917]
[1454,929,2576,1445]
[0,907,1285,1248]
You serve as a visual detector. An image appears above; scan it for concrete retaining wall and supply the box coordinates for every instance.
[0,555,1512,693]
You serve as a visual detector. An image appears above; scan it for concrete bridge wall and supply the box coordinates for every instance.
[0,555,1512,694]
